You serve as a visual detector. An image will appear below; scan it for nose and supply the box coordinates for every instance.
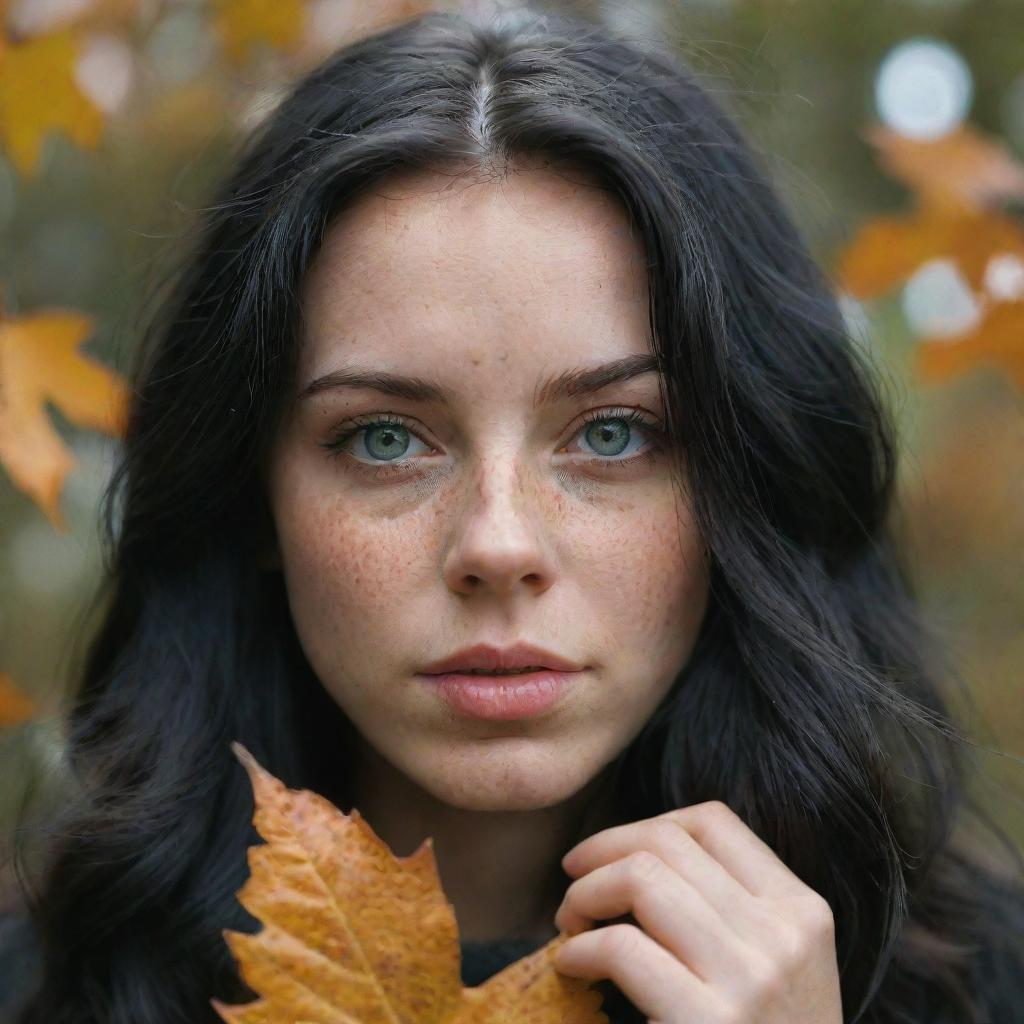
[442,449,557,600]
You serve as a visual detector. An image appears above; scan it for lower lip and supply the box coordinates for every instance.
[419,670,582,720]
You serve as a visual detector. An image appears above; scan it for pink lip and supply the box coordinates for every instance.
[420,641,584,676]
[418,670,582,720]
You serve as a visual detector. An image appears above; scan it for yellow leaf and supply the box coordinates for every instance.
[0,672,36,727]
[914,300,1024,390]
[834,120,1024,391]
[0,307,128,529]
[837,212,954,299]
[214,743,608,1024]
[863,123,1024,212]
[212,0,307,66]
[837,208,1024,299]
[0,26,105,176]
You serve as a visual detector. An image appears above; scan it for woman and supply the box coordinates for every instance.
[5,7,1022,1023]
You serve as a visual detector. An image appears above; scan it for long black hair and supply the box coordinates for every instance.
[8,7,1023,1023]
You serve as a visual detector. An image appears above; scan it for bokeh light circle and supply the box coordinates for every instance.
[875,38,973,140]
[901,258,981,337]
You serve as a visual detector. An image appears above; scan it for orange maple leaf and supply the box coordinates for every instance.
[0,305,128,529]
[862,123,1024,212]
[211,0,307,66]
[215,743,608,1024]
[914,299,1024,390]
[0,672,36,727]
[836,208,1024,299]
[0,25,105,176]
[835,122,1024,389]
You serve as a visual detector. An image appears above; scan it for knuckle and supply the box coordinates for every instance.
[811,897,835,937]
[625,850,665,887]
[775,925,812,970]
[653,817,698,853]
[667,798,733,823]
[800,893,836,937]
[600,923,643,959]
[699,799,735,823]
[747,954,786,1003]
[690,799,737,835]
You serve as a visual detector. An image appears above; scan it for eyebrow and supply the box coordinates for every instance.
[298,353,661,406]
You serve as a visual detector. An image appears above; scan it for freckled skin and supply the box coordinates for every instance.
[265,160,710,819]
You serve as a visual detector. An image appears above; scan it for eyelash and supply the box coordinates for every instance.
[319,407,664,481]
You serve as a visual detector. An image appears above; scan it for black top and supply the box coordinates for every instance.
[460,935,550,987]
[0,912,38,1024]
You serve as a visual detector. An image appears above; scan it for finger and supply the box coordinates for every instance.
[668,801,803,899]
[561,815,755,925]
[555,922,722,1024]
[555,851,753,986]
[565,801,798,899]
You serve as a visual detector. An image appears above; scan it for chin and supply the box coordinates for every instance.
[416,748,596,812]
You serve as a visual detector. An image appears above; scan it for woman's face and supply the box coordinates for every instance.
[266,162,709,812]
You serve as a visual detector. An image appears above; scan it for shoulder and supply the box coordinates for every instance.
[0,907,42,1020]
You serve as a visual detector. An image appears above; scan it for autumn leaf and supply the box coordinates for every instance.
[215,743,607,1024]
[0,672,36,727]
[914,299,1024,389]
[0,305,128,529]
[211,0,307,66]
[0,25,105,176]
[835,121,1024,389]
[863,123,1024,211]
[837,208,1024,299]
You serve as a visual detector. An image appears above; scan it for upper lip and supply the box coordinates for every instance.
[419,642,584,675]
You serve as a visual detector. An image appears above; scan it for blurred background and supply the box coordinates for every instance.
[1,0,1022,887]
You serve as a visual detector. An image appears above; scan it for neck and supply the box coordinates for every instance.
[349,736,621,944]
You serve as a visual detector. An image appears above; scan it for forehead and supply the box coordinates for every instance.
[297,162,653,380]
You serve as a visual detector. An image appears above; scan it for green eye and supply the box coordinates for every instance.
[584,417,631,457]
[320,407,664,477]
[321,414,430,465]
[363,423,411,461]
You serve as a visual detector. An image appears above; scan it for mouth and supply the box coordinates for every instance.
[417,641,587,720]
[419,641,584,676]
[417,668,584,721]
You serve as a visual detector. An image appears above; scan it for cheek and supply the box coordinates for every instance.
[579,490,707,662]
[272,488,437,667]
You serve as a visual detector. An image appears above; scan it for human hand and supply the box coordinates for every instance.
[552,801,843,1024]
